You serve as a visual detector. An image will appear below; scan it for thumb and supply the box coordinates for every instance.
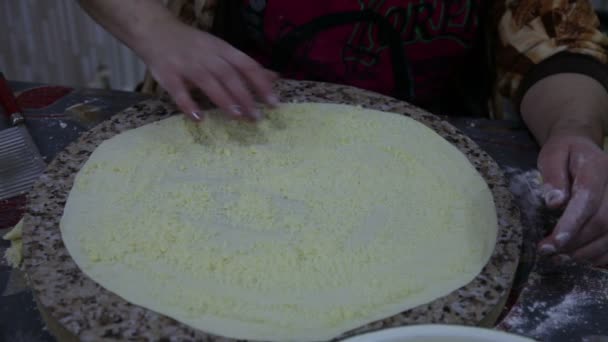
[538,141,571,208]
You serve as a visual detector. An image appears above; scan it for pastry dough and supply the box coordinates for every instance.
[61,103,497,341]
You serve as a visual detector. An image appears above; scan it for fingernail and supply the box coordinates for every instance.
[228,105,242,117]
[191,111,203,121]
[555,232,571,247]
[539,244,557,255]
[266,94,279,107]
[544,189,565,207]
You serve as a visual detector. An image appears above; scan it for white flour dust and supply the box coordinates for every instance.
[500,168,608,340]
[505,168,544,226]
[530,287,593,337]
[503,288,594,338]
[502,280,605,340]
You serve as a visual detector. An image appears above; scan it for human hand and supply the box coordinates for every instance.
[138,21,278,121]
[537,133,608,266]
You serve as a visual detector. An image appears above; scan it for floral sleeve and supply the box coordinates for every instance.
[493,0,608,108]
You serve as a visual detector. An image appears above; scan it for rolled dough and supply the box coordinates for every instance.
[61,103,497,341]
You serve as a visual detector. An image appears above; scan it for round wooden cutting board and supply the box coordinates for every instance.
[21,80,522,341]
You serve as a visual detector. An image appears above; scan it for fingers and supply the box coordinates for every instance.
[563,207,607,253]
[572,234,608,264]
[541,172,603,251]
[570,190,608,264]
[162,75,203,121]
[149,31,278,121]
[188,67,243,119]
[538,141,571,208]
[536,136,608,264]
[539,149,608,258]
[537,191,591,255]
[205,56,261,119]
[224,49,279,108]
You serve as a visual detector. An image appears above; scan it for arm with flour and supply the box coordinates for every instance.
[77,0,277,120]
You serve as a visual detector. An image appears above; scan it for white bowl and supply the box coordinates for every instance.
[341,325,536,342]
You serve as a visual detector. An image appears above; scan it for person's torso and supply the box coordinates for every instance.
[228,0,484,107]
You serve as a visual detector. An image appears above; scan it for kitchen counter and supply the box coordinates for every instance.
[1,80,607,342]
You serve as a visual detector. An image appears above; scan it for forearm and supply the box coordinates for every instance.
[77,0,177,56]
[520,73,608,146]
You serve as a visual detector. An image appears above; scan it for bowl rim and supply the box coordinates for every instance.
[341,324,536,342]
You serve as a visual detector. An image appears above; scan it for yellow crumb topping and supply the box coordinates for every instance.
[60,103,497,341]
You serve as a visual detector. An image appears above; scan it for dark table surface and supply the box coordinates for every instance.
[0,81,606,342]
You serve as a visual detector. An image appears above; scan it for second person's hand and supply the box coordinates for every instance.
[138,20,279,121]
[537,133,608,265]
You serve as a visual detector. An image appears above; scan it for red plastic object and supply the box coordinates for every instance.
[0,195,26,230]
[16,86,73,109]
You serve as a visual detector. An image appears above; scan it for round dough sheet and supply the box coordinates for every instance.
[61,102,497,341]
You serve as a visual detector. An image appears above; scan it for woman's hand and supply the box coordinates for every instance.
[77,0,277,122]
[521,73,608,266]
[537,133,608,265]
[140,21,278,121]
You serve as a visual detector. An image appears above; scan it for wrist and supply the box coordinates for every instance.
[522,73,608,146]
[546,116,605,146]
[126,13,183,61]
